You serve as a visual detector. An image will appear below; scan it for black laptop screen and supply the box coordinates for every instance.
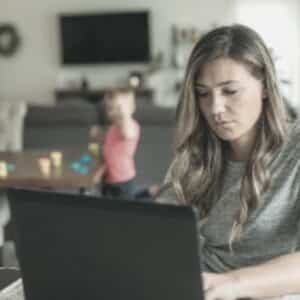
[8,188,203,300]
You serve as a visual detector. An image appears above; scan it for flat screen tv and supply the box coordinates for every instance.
[59,11,151,65]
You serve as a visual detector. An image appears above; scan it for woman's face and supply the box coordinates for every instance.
[195,57,265,159]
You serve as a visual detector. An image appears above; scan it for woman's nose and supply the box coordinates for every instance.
[211,94,226,115]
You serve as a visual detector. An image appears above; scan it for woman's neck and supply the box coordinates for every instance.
[229,126,258,161]
[229,144,252,161]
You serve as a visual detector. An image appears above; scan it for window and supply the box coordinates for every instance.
[233,0,300,109]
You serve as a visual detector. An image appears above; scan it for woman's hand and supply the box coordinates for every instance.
[203,272,242,300]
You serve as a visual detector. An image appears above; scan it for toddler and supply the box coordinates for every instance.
[92,88,140,198]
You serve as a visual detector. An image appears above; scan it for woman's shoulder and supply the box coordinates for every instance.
[277,118,300,168]
[291,117,300,132]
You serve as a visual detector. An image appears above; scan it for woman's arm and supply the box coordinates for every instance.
[204,251,300,300]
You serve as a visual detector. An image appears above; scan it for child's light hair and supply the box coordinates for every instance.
[105,87,136,115]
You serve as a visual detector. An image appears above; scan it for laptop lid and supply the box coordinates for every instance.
[8,188,203,300]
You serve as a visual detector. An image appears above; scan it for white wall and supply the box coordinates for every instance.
[0,0,232,104]
[233,0,300,111]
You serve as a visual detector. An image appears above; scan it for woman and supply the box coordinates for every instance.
[158,24,300,300]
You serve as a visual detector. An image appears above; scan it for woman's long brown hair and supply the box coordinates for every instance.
[166,24,292,246]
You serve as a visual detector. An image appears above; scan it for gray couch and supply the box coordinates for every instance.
[23,100,176,188]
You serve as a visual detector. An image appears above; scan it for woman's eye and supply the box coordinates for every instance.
[224,89,237,95]
[196,90,209,98]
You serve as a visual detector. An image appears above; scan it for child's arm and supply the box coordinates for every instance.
[89,125,103,143]
[92,165,106,185]
[118,117,137,140]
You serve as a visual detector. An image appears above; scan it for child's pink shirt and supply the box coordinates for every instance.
[103,119,140,184]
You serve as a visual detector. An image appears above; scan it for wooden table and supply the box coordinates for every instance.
[0,147,100,189]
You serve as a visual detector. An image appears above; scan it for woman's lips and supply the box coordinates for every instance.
[216,121,235,127]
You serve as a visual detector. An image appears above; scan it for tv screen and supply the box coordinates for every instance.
[59,11,151,65]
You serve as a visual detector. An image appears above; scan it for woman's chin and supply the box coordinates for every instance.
[215,130,241,142]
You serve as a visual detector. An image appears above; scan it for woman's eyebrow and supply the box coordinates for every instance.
[195,80,239,88]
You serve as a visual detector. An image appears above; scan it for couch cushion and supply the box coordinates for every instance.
[135,105,176,125]
[95,101,176,126]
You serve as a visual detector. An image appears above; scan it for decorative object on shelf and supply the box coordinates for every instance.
[0,23,21,57]
[145,51,164,75]
[81,76,90,92]
[171,25,202,69]
[145,68,184,107]
[128,71,144,89]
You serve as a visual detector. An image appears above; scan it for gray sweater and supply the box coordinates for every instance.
[158,119,300,299]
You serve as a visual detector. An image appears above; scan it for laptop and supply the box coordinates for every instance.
[8,188,203,300]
